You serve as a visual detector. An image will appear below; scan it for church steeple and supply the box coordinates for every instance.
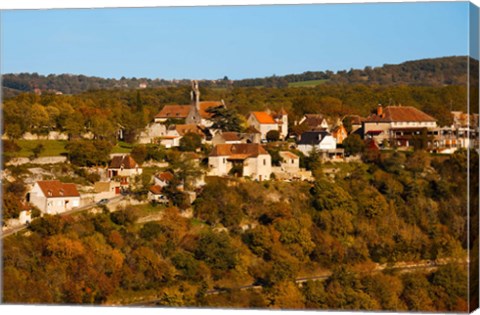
[191,80,200,110]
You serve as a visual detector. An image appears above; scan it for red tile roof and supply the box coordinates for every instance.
[301,114,327,128]
[156,171,174,182]
[365,106,436,123]
[155,105,191,119]
[149,185,163,195]
[109,155,138,169]
[175,124,205,137]
[279,151,299,160]
[37,180,80,198]
[198,101,224,119]
[221,132,242,141]
[210,143,268,157]
[251,112,276,124]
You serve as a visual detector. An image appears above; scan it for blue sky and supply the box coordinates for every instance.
[1,2,471,80]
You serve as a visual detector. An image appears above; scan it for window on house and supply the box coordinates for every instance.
[223,158,226,164]
[263,159,266,166]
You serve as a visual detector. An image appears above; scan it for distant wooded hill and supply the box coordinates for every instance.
[2,56,478,98]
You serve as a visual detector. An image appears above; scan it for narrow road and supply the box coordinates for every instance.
[1,195,124,239]
[127,258,467,306]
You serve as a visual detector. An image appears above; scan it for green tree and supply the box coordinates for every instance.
[194,231,238,273]
[167,152,203,190]
[206,106,243,132]
[266,130,280,142]
[130,144,148,164]
[343,134,365,156]
[65,139,113,166]
[179,132,203,152]
[31,144,45,159]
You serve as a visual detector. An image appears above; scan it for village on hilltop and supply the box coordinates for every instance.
[2,80,478,231]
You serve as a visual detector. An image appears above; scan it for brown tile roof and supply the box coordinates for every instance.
[37,180,80,198]
[155,105,191,119]
[221,132,242,141]
[365,106,436,123]
[175,124,205,137]
[279,151,299,160]
[156,171,174,182]
[109,155,138,169]
[244,126,261,134]
[210,143,268,157]
[198,101,224,119]
[149,185,163,195]
[301,114,327,128]
[251,112,276,124]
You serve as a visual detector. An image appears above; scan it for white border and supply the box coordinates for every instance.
[1,1,479,315]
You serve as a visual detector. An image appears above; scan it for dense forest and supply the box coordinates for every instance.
[2,56,477,98]
[2,148,476,310]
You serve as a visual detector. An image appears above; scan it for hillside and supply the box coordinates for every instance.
[2,56,477,97]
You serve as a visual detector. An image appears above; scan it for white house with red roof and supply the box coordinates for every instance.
[108,155,143,178]
[247,109,288,141]
[208,143,272,181]
[29,180,81,214]
[148,185,169,204]
[154,171,174,187]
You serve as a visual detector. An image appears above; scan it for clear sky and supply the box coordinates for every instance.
[0,1,471,80]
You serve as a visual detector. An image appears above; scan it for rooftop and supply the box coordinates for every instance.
[210,143,268,157]
[365,106,436,123]
[155,105,191,119]
[251,112,277,124]
[109,155,139,169]
[37,180,80,198]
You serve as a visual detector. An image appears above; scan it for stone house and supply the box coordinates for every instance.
[107,155,142,191]
[208,143,272,181]
[211,131,246,146]
[279,151,300,172]
[363,105,437,147]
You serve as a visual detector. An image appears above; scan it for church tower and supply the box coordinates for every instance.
[187,80,202,125]
[191,80,200,110]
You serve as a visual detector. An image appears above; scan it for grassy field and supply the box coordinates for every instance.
[111,141,133,153]
[16,140,67,157]
[288,79,329,87]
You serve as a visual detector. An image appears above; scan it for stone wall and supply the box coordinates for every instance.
[6,156,67,166]
[22,131,69,141]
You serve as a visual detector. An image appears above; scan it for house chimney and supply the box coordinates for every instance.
[377,104,383,117]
